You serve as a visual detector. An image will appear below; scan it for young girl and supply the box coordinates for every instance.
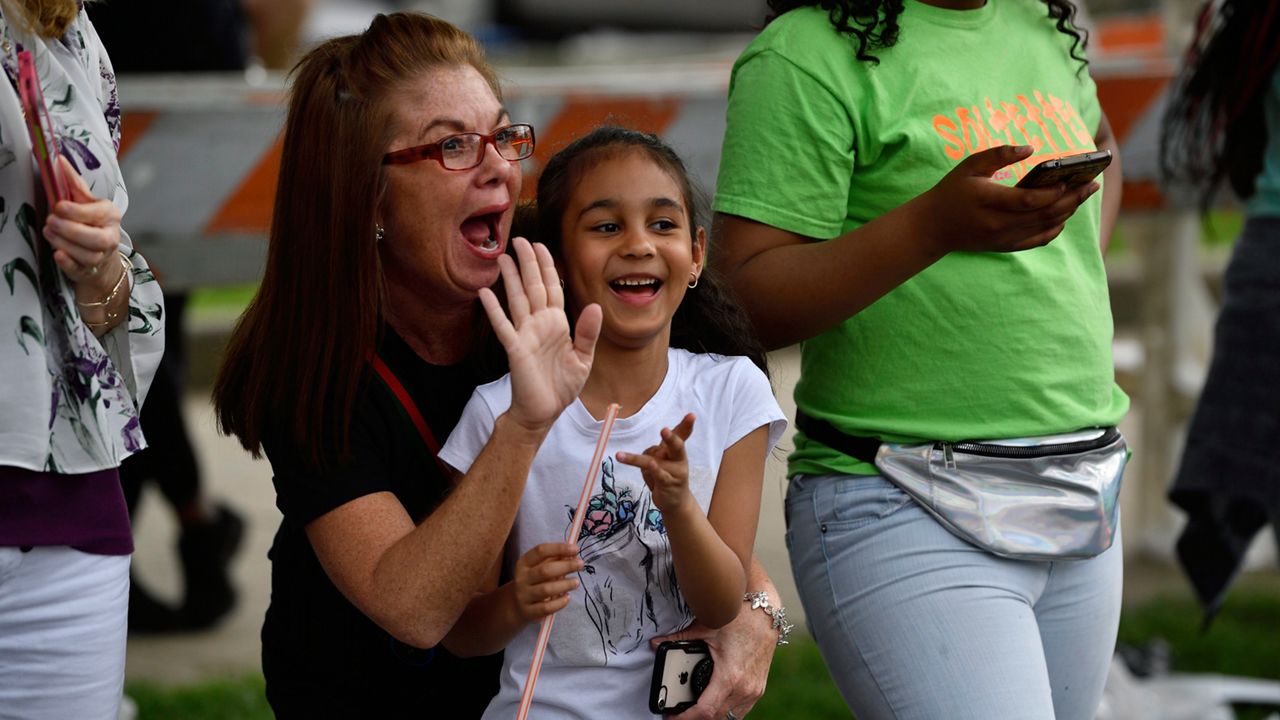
[713,1,1124,719]
[438,127,786,718]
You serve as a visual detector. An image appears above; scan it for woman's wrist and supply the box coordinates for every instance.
[493,411,552,448]
[742,590,793,646]
[76,252,131,335]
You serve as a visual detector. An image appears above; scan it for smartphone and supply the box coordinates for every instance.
[17,49,67,207]
[1016,149,1112,189]
[649,640,714,715]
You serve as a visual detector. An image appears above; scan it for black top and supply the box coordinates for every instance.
[261,329,504,718]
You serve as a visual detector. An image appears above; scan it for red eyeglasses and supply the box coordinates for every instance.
[382,123,536,170]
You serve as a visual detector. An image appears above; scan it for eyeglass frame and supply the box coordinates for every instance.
[381,123,536,169]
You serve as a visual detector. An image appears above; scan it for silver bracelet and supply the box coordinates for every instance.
[744,591,793,646]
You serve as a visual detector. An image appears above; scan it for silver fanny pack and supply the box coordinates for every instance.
[797,413,1127,560]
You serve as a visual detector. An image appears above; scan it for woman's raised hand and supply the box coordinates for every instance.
[479,236,602,436]
[913,144,1101,255]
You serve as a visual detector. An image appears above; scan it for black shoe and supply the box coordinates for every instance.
[128,577,184,634]
[177,503,245,630]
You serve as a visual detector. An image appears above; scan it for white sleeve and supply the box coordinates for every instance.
[438,387,500,475]
[726,359,788,457]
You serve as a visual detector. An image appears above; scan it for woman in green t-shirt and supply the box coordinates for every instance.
[713,1,1125,718]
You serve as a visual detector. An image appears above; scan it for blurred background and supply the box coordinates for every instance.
[105,0,1280,717]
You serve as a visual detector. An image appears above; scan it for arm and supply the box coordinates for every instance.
[1094,111,1123,254]
[714,146,1102,350]
[669,424,769,628]
[307,239,602,648]
[653,556,782,720]
[307,416,552,648]
[619,417,768,629]
[443,542,582,657]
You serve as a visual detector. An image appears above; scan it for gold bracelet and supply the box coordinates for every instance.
[76,252,132,309]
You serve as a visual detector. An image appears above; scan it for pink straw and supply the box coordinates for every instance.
[516,402,620,720]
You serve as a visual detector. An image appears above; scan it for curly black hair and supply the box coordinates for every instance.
[1160,0,1280,208]
[765,0,1088,67]
[530,126,770,379]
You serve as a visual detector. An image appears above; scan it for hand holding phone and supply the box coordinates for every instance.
[1016,149,1112,189]
[650,640,714,714]
[17,49,67,208]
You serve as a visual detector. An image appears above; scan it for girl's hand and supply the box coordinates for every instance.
[480,237,602,438]
[509,542,582,623]
[617,413,696,514]
[43,156,124,299]
[914,144,1101,256]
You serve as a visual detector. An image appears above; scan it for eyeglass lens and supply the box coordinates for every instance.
[441,125,534,170]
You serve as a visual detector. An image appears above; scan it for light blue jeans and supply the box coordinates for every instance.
[785,473,1122,720]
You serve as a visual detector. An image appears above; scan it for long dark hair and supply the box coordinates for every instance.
[213,13,502,468]
[1160,0,1280,208]
[765,0,1088,67]
[532,126,770,378]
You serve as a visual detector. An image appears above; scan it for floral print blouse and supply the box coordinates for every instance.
[0,5,163,474]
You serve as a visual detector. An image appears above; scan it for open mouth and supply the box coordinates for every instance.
[608,276,663,298]
[460,211,503,253]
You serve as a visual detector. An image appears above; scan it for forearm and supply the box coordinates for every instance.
[358,413,546,646]
[745,556,776,598]
[718,204,944,350]
[442,583,527,657]
[664,502,747,629]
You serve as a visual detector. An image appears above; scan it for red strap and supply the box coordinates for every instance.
[370,354,447,474]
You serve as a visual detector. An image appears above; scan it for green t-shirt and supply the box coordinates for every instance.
[714,1,1130,477]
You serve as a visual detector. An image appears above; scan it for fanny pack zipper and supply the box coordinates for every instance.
[937,427,1121,462]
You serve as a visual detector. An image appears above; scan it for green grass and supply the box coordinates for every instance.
[125,591,1280,719]
[125,675,272,720]
[187,283,258,320]
[753,636,855,719]
[1117,590,1280,681]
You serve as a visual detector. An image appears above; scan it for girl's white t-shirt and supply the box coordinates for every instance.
[440,347,786,720]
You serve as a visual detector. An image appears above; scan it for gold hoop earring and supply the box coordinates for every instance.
[687,273,699,289]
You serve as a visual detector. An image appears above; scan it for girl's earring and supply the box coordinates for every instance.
[375,225,385,242]
[687,273,699,289]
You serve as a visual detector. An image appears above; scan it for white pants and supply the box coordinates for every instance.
[0,547,129,720]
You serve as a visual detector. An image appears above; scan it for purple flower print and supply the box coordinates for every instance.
[59,135,100,174]
[121,415,142,453]
[49,385,60,429]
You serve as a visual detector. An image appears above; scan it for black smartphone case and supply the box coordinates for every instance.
[649,640,713,714]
